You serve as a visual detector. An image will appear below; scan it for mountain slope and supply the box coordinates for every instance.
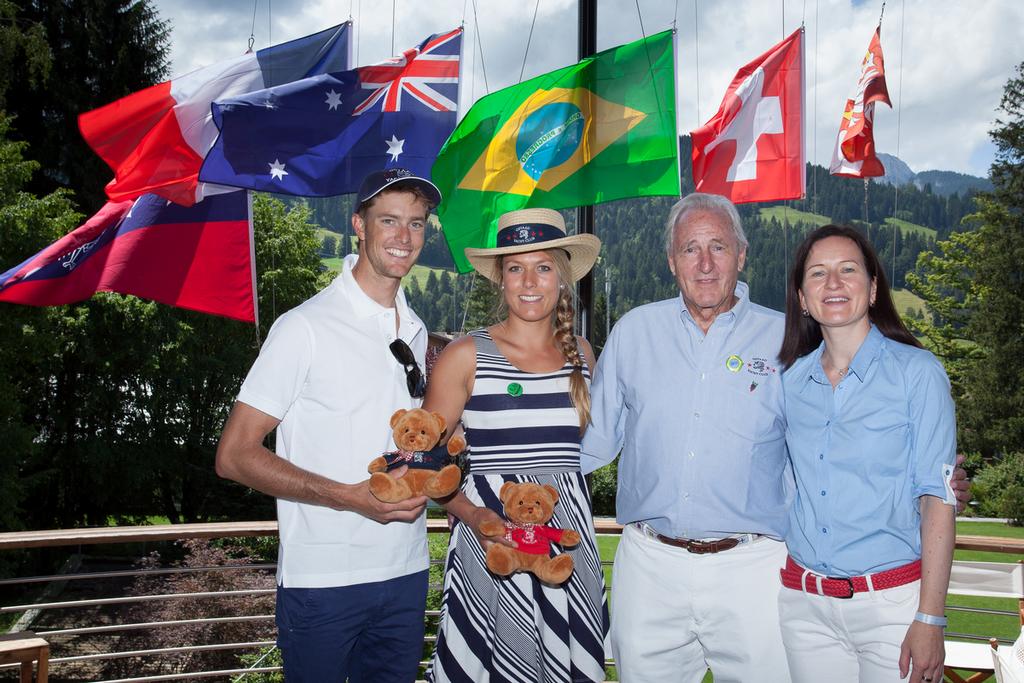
[876,153,992,196]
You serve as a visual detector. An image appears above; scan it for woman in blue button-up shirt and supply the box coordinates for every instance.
[777,225,956,683]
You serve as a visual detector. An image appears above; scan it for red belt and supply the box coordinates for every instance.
[780,556,921,599]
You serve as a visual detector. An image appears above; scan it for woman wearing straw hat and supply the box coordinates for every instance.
[425,208,607,683]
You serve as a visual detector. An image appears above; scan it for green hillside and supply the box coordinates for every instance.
[321,256,449,287]
[884,217,937,239]
[758,206,830,227]
[892,287,927,319]
[758,208,937,240]
[404,264,451,285]
[316,228,356,248]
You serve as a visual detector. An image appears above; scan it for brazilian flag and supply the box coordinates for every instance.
[433,30,679,272]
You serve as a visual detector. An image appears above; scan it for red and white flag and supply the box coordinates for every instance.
[830,27,891,178]
[78,23,351,206]
[691,28,804,204]
[0,192,256,323]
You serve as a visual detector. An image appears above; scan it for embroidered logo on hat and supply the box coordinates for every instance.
[497,222,564,247]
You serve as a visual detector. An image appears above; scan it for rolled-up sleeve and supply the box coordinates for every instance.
[908,354,957,503]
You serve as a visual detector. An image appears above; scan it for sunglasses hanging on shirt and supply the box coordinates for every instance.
[389,339,426,398]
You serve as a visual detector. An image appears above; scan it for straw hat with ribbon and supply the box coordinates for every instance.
[464,208,601,284]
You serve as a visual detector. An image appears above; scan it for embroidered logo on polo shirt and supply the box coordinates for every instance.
[746,357,777,377]
[726,355,744,372]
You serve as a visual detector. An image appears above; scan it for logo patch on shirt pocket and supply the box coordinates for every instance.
[746,357,777,377]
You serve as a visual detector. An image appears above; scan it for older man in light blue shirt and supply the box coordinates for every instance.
[581,193,793,682]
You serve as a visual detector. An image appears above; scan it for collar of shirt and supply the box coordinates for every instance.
[678,280,751,334]
[336,253,422,341]
[803,324,884,390]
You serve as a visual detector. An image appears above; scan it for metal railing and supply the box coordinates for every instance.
[1,520,1021,681]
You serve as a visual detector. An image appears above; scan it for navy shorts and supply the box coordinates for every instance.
[276,569,429,682]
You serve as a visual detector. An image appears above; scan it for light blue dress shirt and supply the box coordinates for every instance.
[581,282,792,540]
[783,324,957,577]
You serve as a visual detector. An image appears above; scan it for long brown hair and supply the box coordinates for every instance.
[496,250,591,433]
[779,224,921,369]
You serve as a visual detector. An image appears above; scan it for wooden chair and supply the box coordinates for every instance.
[945,560,1024,683]
[0,632,49,683]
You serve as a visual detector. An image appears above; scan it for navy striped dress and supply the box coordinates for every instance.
[427,330,608,683]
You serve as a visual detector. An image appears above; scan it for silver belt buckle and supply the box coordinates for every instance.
[636,521,659,540]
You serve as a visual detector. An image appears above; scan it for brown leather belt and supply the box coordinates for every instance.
[636,523,756,554]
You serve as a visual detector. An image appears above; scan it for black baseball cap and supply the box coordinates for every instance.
[356,168,442,208]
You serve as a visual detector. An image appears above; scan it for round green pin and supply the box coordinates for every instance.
[507,382,523,397]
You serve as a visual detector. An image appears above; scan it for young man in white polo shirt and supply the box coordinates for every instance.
[215,168,442,682]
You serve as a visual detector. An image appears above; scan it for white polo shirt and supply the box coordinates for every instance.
[237,254,429,588]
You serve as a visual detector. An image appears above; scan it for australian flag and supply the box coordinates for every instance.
[199,28,462,196]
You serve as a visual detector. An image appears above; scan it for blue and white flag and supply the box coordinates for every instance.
[199,28,462,196]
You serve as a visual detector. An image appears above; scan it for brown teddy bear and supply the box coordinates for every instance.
[367,408,465,503]
[478,481,581,585]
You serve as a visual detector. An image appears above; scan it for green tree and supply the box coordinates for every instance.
[907,61,1024,459]
[0,116,80,532]
[462,272,499,330]
[0,166,326,528]
[0,0,51,110]
[321,233,338,257]
[5,0,171,211]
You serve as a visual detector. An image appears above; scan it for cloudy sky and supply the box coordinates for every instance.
[154,0,1022,178]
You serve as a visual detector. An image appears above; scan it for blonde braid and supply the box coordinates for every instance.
[551,255,591,433]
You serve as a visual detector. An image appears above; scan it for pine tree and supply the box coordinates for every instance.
[908,61,1024,459]
[463,273,499,330]
[5,0,171,211]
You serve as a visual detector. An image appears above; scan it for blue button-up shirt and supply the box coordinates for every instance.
[581,282,792,540]
[783,325,956,577]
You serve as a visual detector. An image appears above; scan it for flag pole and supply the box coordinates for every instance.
[246,191,261,344]
[577,0,597,341]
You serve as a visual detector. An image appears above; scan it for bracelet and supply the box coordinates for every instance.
[914,611,948,628]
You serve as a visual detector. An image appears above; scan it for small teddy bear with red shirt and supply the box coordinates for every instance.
[478,481,580,585]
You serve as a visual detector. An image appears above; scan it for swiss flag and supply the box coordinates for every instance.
[691,28,804,204]
[830,27,891,178]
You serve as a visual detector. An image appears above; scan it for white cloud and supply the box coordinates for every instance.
[157,0,1023,177]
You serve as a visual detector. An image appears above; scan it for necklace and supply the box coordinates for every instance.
[824,356,850,378]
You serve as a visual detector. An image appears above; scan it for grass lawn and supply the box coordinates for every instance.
[950,521,1023,643]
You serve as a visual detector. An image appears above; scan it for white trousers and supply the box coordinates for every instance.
[610,523,791,682]
[778,578,920,682]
